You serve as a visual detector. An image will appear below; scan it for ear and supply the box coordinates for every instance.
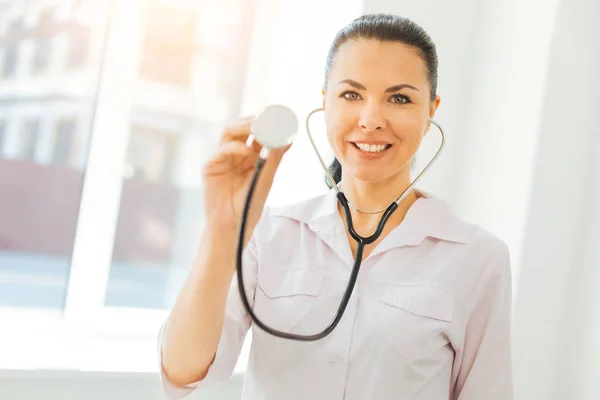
[430,95,441,118]
[424,95,441,136]
[322,88,326,109]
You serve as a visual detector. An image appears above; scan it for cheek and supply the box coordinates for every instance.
[325,109,353,147]
[392,116,426,145]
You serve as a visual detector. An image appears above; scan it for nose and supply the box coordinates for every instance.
[358,102,386,132]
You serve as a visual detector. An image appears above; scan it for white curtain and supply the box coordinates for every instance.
[244,0,600,398]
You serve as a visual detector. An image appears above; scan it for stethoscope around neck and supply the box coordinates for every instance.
[235,105,446,341]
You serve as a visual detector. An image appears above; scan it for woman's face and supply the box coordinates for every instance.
[323,39,440,184]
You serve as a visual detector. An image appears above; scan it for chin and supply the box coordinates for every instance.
[344,166,393,183]
[342,160,413,185]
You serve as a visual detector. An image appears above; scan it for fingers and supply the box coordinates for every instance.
[220,117,264,154]
[204,141,258,177]
[217,116,293,187]
[220,117,252,144]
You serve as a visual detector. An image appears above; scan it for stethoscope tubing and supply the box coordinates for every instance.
[235,109,445,341]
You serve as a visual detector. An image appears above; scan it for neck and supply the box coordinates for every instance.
[337,171,419,234]
[339,171,412,211]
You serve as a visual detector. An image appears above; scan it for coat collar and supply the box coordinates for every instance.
[270,187,471,264]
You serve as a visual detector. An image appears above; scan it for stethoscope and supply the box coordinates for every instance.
[235,105,445,341]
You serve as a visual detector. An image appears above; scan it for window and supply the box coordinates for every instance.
[31,38,52,74]
[0,113,74,309]
[138,2,197,87]
[2,20,23,78]
[0,0,109,315]
[2,44,18,77]
[0,0,359,376]
[105,0,256,311]
[51,118,76,166]
[123,125,178,182]
[106,125,185,309]
[0,122,5,152]
[16,118,40,159]
[67,27,90,69]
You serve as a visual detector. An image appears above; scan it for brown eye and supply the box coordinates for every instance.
[341,91,361,101]
[390,94,411,104]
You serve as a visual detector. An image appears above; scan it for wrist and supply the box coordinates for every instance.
[191,225,238,274]
[203,218,239,240]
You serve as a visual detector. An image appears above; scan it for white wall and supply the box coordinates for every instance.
[365,0,600,399]
[512,0,600,398]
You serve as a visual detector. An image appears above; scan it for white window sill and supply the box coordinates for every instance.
[0,307,250,375]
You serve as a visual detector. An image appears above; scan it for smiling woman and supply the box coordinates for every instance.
[160,12,513,400]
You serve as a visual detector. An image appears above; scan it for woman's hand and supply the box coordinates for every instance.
[202,117,291,241]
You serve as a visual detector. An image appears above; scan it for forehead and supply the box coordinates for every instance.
[329,39,428,87]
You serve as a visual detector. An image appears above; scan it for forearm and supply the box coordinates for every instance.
[161,226,238,387]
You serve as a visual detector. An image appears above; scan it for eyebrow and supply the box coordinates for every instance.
[338,79,420,93]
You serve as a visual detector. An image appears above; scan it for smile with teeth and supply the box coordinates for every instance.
[353,142,391,153]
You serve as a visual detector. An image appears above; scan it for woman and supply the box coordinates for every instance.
[160,14,512,400]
